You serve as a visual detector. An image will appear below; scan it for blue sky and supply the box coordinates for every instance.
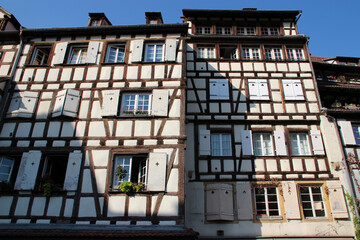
[1,0,359,57]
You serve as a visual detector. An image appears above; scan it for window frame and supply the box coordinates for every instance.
[216,26,232,35]
[195,26,212,34]
[144,42,164,62]
[237,27,256,35]
[29,45,52,65]
[253,132,274,156]
[253,185,282,219]
[120,92,152,116]
[262,27,280,36]
[352,125,360,145]
[0,156,15,183]
[211,133,232,156]
[66,44,88,64]
[290,132,311,156]
[39,154,69,191]
[105,43,126,63]
[196,45,216,59]
[242,47,261,60]
[265,47,283,61]
[299,185,327,219]
[286,48,305,61]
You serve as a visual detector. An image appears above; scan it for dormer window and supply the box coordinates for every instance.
[91,20,100,26]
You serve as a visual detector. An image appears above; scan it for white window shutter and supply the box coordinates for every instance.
[147,152,167,192]
[130,39,144,63]
[52,42,68,65]
[274,130,288,156]
[209,79,219,99]
[310,130,325,155]
[217,79,229,99]
[282,181,301,219]
[52,90,67,117]
[236,182,253,220]
[199,130,211,156]
[64,151,82,191]
[248,79,260,100]
[18,92,39,118]
[6,92,21,117]
[164,39,177,62]
[292,80,304,100]
[282,80,295,100]
[152,89,169,117]
[327,182,349,219]
[241,130,253,156]
[63,89,81,117]
[101,89,120,117]
[14,151,42,190]
[337,120,356,145]
[205,183,234,221]
[259,80,269,100]
[85,41,100,64]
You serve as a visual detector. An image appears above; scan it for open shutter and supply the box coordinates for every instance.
[338,120,356,145]
[282,80,295,100]
[152,89,169,117]
[147,152,167,192]
[129,39,144,63]
[63,89,81,117]
[327,182,349,219]
[101,89,120,117]
[236,182,253,220]
[52,89,67,117]
[282,181,301,219]
[205,183,234,221]
[18,92,39,118]
[259,80,269,100]
[14,151,42,190]
[85,41,100,64]
[6,92,21,117]
[217,79,229,99]
[199,130,211,156]
[310,130,325,155]
[52,42,68,65]
[274,130,288,156]
[64,151,82,191]
[292,80,304,100]
[164,39,177,62]
[241,130,253,156]
[248,79,260,100]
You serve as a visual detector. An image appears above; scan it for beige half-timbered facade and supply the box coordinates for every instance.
[183,9,355,239]
[0,11,196,239]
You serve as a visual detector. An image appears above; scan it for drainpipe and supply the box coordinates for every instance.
[0,26,24,123]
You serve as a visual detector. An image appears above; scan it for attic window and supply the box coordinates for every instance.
[149,20,157,24]
[91,20,100,26]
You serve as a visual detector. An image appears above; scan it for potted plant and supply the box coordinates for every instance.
[118,181,145,194]
[40,174,54,197]
[331,99,342,108]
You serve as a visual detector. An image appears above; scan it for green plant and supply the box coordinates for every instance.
[119,181,133,194]
[345,192,360,240]
[133,182,145,192]
[43,182,54,197]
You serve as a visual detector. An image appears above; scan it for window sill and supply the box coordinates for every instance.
[256,215,283,221]
[101,62,126,65]
[24,64,51,67]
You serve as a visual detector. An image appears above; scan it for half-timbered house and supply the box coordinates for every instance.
[183,9,355,239]
[0,11,196,239]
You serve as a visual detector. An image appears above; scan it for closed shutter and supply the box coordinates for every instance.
[52,90,67,117]
[274,130,288,155]
[52,42,68,65]
[327,182,349,219]
[259,80,269,100]
[64,151,82,191]
[130,39,144,63]
[85,41,100,64]
[164,39,177,62]
[101,90,120,117]
[248,79,260,100]
[147,152,167,192]
[6,92,21,117]
[282,181,301,219]
[241,130,253,156]
[14,151,42,190]
[310,130,325,155]
[337,120,356,145]
[18,92,39,118]
[205,183,234,221]
[209,79,219,99]
[152,89,169,117]
[63,89,81,117]
[199,130,211,156]
[292,80,304,100]
[210,79,229,100]
[236,182,253,220]
[282,80,295,100]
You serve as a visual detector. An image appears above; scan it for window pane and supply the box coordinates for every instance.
[211,134,221,156]
[145,45,155,62]
[222,134,232,155]
[114,156,131,187]
[155,45,163,62]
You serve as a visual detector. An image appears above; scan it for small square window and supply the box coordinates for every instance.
[211,133,232,156]
[290,133,310,155]
[30,46,51,65]
[67,45,88,64]
[299,185,326,218]
[253,133,273,156]
[40,155,68,190]
[254,186,280,217]
[112,155,147,189]
[144,43,164,62]
[106,43,125,63]
[120,92,152,116]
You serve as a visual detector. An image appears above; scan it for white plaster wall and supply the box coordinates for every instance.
[108,196,126,217]
[30,197,46,216]
[128,196,147,216]
[78,197,96,217]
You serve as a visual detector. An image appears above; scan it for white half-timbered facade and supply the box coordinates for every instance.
[183,9,355,239]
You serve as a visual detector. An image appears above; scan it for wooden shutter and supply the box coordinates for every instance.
[18,92,39,118]
[52,90,67,117]
[217,79,229,100]
[327,182,349,219]
[282,181,301,219]
[292,80,304,100]
[241,130,253,156]
[101,90,120,117]
[209,79,219,99]
[85,41,100,64]
[130,39,144,63]
[64,151,82,191]
[6,92,21,117]
[205,183,234,221]
[236,182,253,220]
[152,89,169,117]
[274,130,288,156]
[147,152,167,192]
[14,151,42,190]
[259,80,269,100]
[338,120,356,145]
[248,79,260,100]
[310,130,325,155]
[282,80,295,100]
[52,42,68,65]
[62,89,81,117]
[164,39,177,62]
[199,130,211,156]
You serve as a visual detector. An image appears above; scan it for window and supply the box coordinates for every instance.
[242,47,260,60]
[211,133,232,156]
[67,45,88,64]
[290,133,310,155]
[219,46,238,59]
[287,48,304,61]
[209,79,229,100]
[30,46,51,65]
[112,156,147,188]
[237,27,256,35]
[216,27,232,35]
[144,43,164,62]
[0,157,15,182]
[254,186,280,217]
[40,155,68,190]
[197,46,215,59]
[253,133,273,156]
[120,93,151,115]
[262,27,280,35]
[53,42,100,65]
[299,185,326,218]
[265,48,282,61]
[105,43,125,63]
[91,20,100,26]
[352,126,360,145]
[282,80,304,100]
[196,26,211,34]
[248,79,269,100]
